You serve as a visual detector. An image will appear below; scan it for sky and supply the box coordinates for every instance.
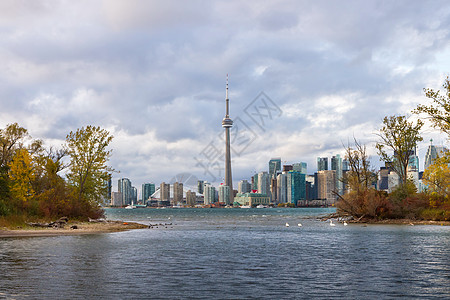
[1,0,450,195]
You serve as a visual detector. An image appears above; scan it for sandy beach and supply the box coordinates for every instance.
[0,221,147,238]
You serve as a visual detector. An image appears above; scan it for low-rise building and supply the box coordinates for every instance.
[234,192,270,207]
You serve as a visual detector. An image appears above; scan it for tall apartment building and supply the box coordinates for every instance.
[118,178,132,205]
[203,183,216,205]
[317,170,336,204]
[160,182,170,201]
[287,171,306,205]
[277,173,287,203]
[317,157,328,171]
[424,141,447,170]
[257,171,270,197]
[331,154,343,195]
[197,180,204,194]
[238,180,251,194]
[218,185,231,205]
[292,162,307,174]
[269,158,282,179]
[142,183,155,203]
[111,192,123,207]
[173,182,183,206]
[186,190,196,206]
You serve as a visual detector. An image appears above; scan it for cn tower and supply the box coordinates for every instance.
[222,75,234,203]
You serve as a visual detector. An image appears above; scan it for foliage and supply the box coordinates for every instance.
[375,115,423,187]
[0,123,111,221]
[342,138,377,193]
[66,126,113,206]
[337,189,390,219]
[422,152,450,198]
[0,123,29,169]
[415,76,450,137]
[8,149,36,212]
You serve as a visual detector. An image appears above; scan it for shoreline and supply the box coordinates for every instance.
[0,221,147,238]
[321,213,450,226]
[349,219,450,226]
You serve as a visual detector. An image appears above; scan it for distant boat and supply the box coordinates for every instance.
[240,205,251,208]
[125,205,136,209]
[256,204,266,208]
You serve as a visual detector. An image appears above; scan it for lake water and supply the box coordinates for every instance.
[1,208,449,299]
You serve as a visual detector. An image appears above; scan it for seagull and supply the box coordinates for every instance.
[285,222,290,227]
[343,221,348,226]
[298,223,302,227]
[330,219,336,227]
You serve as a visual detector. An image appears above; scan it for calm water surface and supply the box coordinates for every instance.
[1,208,449,299]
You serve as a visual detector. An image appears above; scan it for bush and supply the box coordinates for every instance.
[419,208,450,221]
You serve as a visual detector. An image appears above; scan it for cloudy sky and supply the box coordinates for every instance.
[1,0,449,194]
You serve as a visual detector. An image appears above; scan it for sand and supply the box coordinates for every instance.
[0,221,147,238]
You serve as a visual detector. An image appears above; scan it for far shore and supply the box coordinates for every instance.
[349,219,450,226]
[0,221,147,238]
[321,213,450,226]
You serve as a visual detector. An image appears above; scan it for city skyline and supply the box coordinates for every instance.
[1,1,450,191]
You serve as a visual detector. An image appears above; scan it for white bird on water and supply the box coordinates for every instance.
[344,221,348,226]
[285,222,290,227]
[298,223,302,227]
[330,219,336,227]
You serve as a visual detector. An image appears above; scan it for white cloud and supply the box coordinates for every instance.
[0,0,449,192]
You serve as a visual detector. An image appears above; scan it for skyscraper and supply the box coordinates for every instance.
[269,158,282,179]
[424,140,447,170]
[203,183,216,205]
[287,171,306,205]
[317,170,336,204]
[118,178,132,205]
[197,180,204,194]
[257,171,270,196]
[331,154,343,195]
[142,183,155,203]
[292,162,307,174]
[238,180,251,194]
[186,190,196,206]
[218,184,231,205]
[173,182,183,206]
[160,182,170,201]
[277,173,287,203]
[317,157,328,171]
[222,76,234,204]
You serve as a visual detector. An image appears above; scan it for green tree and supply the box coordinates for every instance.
[415,76,450,137]
[375,115,423,187]
[66,126,113,206]
[0,123,29,215]
[0,123,29,169]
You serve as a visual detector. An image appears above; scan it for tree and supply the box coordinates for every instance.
[375,115,423,187]
[8,149,36,210]
[0,123,29,169]
[336,139,386,218]
[342,138,377,194]
[66,126,113,205]
[415,76,450,137]
[0,123,29,214]
[422,152,450,198]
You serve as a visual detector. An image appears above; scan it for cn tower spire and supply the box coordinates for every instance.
[222,74,234,205]
[226,74,229,117]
